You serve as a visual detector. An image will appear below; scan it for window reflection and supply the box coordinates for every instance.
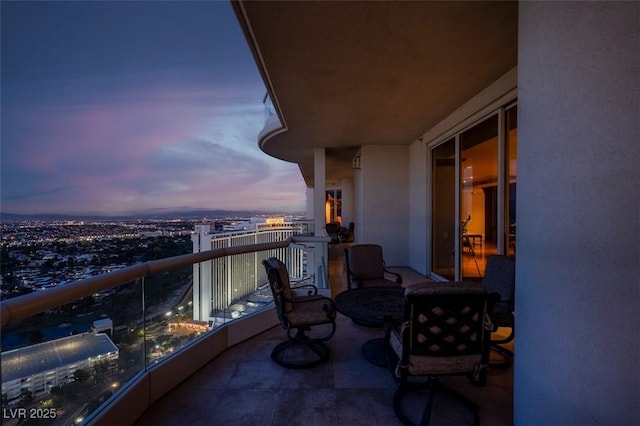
[431,138,456,280]
[430,105,517,280]
[460,114,499,280]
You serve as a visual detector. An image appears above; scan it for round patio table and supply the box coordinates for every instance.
[334,286,406,366]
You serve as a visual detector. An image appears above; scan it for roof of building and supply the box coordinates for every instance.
[1,332,119,383]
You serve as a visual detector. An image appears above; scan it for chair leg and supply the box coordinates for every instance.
[419,378,437,425]
[490,327,514,369]
[392,378,480,426]
[436,380,480,426]
[490,344,514,369]
[271,339,330,369]
[272,328,332,369]
[392,386,415,425]
[492,327,514,345]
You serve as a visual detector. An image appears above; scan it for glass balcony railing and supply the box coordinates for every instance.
[260,92,284,143]
[1,234,328,425]
[263,92,276,124]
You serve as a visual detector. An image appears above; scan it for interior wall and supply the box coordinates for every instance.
[408,140,428,275]
[356,145,409,266]
[516,2,639,424]
[465,189,486,236]
[340,177,354,229]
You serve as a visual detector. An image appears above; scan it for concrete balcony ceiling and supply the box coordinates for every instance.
[233,0,518,186]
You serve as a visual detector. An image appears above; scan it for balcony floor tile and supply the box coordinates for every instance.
[137,314,512,426]
[137,244,512,425]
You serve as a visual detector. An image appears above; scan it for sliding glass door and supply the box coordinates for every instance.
[430,104,517,281]
[325,189,342,225]
[460,115,499,279]
[431,138,456,279]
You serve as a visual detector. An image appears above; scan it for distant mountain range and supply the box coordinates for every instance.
[0,209,305,222]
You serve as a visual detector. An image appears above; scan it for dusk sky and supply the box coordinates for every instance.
[1,1,307,217]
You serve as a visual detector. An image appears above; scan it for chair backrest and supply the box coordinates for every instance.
[263,258,294,320]
[325,222,342,242]
[325,222,340,234]
[347,244,386,280]
[482,255,515,316]
[400,282,492,375]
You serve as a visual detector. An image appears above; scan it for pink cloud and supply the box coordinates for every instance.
[3,83,307,215]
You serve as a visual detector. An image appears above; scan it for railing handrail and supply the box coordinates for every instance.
[0,237,293,327]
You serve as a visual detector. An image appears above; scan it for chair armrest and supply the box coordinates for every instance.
[290,294,336,315]
[384,268,403,284]
[290,283,319,297]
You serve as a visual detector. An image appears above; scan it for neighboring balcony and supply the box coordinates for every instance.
[259,93,284,146]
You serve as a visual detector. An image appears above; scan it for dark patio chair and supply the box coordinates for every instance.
[345,244,402,290]
[384,281,497,425]
[482,255,516,368]
[262,257,336,368]
[325,222,343,243]
[343,222,355,242]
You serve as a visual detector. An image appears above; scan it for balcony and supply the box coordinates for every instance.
[0,232,324,425]
[1,238,512,425]
[136,244,513,425]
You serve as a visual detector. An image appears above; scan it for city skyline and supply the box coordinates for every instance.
[0,1,307,217]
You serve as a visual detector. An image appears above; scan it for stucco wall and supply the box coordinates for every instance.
[408,139,428,274]
[356,145,409,266]
[516,2,639,424]
[340,177,354,229]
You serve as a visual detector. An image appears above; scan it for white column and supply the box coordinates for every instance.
[340,178,354,228]
[516,2,639,424]
[305,188,314,219]
[313,148,326,237]
[358,145,409,265]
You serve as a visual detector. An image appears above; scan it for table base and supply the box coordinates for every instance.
[361,338,388,367]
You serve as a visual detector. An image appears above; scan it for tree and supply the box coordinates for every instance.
[91,360,111,385]
[20,389,33,404]
[73,368,90,385]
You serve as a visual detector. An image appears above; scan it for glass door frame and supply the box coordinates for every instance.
[504,103,518,256]
[429,102,516,281]
[325,188,342,225]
